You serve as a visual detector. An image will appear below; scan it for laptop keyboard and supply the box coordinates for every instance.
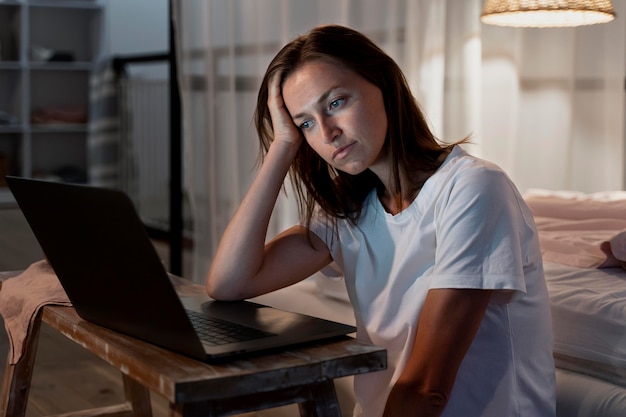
[186,310,274,346]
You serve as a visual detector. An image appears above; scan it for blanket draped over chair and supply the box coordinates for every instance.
[0,260,71,364]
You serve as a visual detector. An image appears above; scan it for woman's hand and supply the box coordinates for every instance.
[267,72,303,147]
[383,382,446,417]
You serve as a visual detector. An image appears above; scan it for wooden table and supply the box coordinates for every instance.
[0,272,387,417]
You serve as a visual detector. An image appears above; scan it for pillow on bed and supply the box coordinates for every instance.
[524,189,626,270]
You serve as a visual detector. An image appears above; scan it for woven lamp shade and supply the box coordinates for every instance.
[481,0,615,27]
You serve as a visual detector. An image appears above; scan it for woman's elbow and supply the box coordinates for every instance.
[205,273,245,301]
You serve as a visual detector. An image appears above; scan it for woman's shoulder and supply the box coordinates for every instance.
[445,145,501,170]
[435,146,512,187]
[421,147,524,215]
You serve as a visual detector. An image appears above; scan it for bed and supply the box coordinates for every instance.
[525,189,626,416]
[252,188,626,417]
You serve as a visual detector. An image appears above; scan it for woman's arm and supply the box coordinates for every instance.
[383,288,492,417]
[206,74,332,301]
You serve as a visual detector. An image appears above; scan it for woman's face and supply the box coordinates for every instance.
[282,59,388,176]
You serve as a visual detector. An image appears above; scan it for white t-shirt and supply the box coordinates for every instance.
[310,146,556,417]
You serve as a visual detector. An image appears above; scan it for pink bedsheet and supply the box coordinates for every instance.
[525,193,626,269]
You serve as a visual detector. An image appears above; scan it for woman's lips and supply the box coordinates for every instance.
[332,141,357,160]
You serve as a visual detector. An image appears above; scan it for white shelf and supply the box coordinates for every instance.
[0,0,106,195]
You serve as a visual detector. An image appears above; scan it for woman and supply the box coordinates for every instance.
[207,25,555,417]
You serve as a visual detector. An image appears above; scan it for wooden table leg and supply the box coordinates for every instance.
[122,373,153,417]
[169,401,208,417]
[298,380,342,417]
[0,310,43,417]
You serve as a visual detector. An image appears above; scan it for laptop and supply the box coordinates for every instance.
[5,176,356,361]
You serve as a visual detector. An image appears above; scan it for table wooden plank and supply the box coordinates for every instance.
[42,305,386,404]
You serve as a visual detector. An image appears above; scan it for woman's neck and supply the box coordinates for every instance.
[370,147,452,215]
[376,174,422,215]
[378,191,413,215]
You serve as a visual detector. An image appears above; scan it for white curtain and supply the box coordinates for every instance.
[480,10,626,194]
[174,0,625,283]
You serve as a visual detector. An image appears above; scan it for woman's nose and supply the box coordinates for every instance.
[320,118,341,144]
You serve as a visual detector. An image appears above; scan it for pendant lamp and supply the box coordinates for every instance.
[481,0,615,27]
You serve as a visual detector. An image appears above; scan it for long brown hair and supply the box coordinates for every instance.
[255,25,460,230]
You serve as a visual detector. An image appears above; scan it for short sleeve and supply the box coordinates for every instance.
[431,167,533,299]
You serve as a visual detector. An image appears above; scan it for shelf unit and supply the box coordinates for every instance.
[0,0,107,203]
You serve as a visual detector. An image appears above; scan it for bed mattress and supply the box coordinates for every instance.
[545,261,626,386]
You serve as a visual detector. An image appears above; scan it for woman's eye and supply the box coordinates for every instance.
[300,120,312,130]
[329,98,344,110]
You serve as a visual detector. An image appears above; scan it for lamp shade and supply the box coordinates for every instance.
[481,0,615,27]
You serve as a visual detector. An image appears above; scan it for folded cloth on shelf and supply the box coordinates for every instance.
[0,260,71,364]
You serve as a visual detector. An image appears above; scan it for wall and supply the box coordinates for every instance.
[106,0,169,78]
[107,0,168,56]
